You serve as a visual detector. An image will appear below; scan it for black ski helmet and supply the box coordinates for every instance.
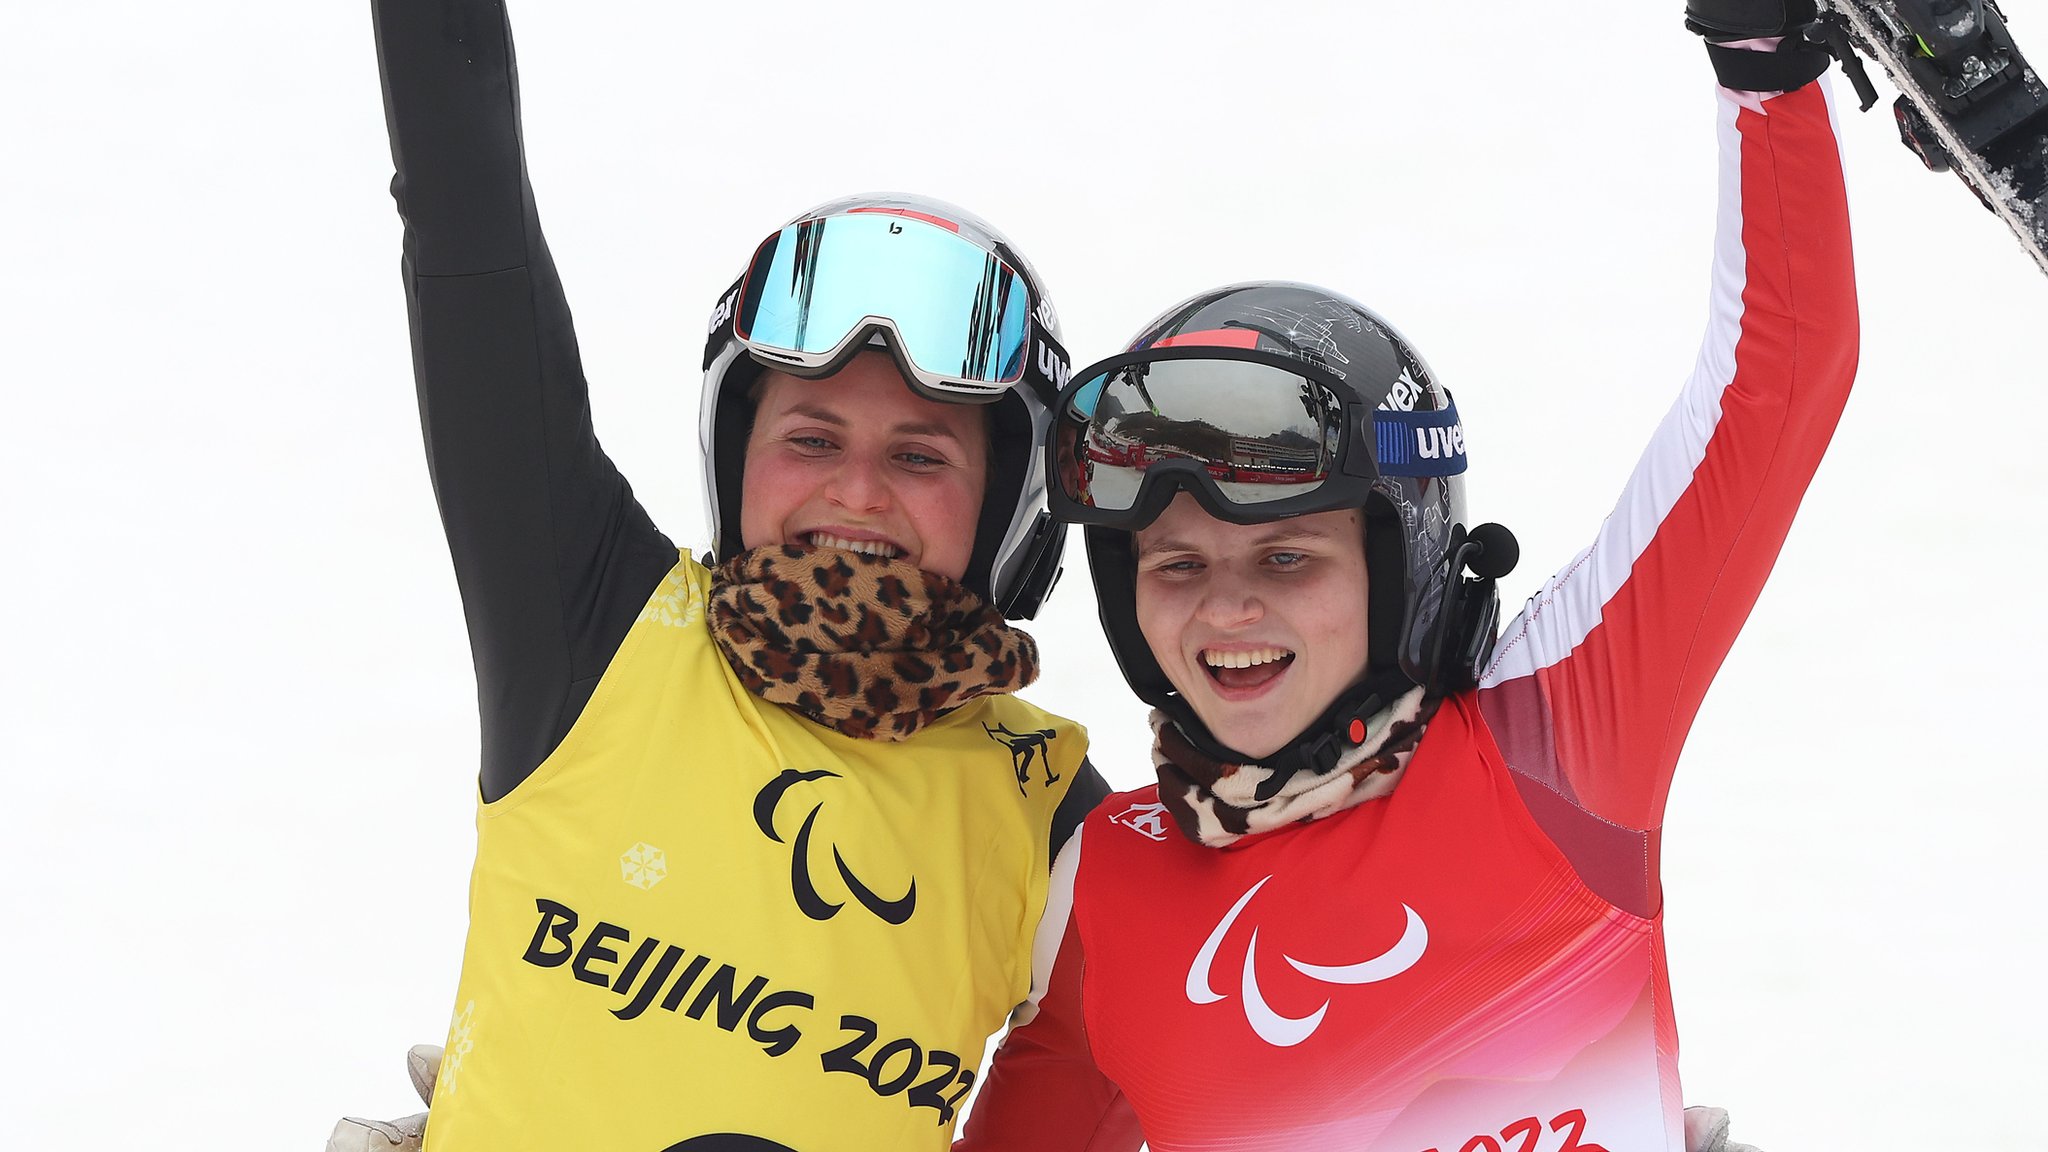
[1066,282,1515,774]
[698,193,1071,618]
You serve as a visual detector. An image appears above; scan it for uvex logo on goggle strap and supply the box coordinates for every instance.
[706,287,740,336]
[753,769,916,925]
[1036,338,1070,389]
[1373,404,1468,478]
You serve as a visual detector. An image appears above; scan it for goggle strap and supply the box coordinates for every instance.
[1372,400,1468,479]
[1026,328,1070,406]
[702,275,745,371]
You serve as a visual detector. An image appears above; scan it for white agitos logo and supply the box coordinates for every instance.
[1186,876,1428,1047]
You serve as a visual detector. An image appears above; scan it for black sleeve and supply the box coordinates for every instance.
[370,0,678,802]
[1048,757,1112,870]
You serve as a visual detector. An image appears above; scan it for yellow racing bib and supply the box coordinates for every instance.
[423,555,1086,1152]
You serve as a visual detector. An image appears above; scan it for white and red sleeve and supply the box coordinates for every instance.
[1476,77,1858,882]
[955,830,1142,1152]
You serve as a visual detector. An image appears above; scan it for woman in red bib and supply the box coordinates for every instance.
[961,4,1857,1150]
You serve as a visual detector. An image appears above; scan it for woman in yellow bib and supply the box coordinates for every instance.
[336,3,1111,1149]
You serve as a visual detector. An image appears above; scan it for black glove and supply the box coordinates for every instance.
[1684,0,1819,39]
[1684,0,1833,92]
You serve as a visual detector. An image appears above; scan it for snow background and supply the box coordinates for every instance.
[4,1,2045,1147]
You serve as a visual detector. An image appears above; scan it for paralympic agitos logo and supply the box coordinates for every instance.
[753,769,917,925]
[1188,875,1428,1047]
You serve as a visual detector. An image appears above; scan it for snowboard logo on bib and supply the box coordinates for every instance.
[1108,801,1170,842]
[983,723,1060,794]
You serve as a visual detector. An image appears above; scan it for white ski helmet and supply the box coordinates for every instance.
[698,193,1072,618]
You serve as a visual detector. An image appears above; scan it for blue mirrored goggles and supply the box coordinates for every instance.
[728,209,1040,402]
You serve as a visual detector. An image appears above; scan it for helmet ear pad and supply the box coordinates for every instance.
[1082,525,1173,713]
[967,391,1033,607]
[1363,496,1410,679]
[708,354,767,567]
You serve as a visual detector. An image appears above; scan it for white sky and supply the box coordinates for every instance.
[5,3,2046,1148]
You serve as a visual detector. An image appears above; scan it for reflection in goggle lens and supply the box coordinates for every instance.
[1061,358,1343,512]
[739,213,1031,388]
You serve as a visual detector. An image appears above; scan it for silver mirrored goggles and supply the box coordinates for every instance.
[1048,347,1467,529]
[730,208,1038,403]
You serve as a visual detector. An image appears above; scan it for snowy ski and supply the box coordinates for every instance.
[1817,0,2048,276]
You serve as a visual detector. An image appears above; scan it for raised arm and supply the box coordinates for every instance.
[370,0,675,801]
[1477,12,1858,906]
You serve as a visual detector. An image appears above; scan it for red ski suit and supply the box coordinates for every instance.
[960,77,1858,1152]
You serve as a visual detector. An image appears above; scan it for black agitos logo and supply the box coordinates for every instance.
[753,769,916,926]
[985,723,1059,794]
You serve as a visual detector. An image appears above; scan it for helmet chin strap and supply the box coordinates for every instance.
[1163,667,1420,801]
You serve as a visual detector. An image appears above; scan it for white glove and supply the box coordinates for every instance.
[1685,1105,1764,1152]
[325,1045,441,1152]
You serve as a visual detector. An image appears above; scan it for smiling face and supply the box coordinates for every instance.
[739,350,990,580]
[1133,494,1372,760]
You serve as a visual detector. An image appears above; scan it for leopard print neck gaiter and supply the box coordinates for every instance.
[1154,687,1435,848]
[708,545,1040,741]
